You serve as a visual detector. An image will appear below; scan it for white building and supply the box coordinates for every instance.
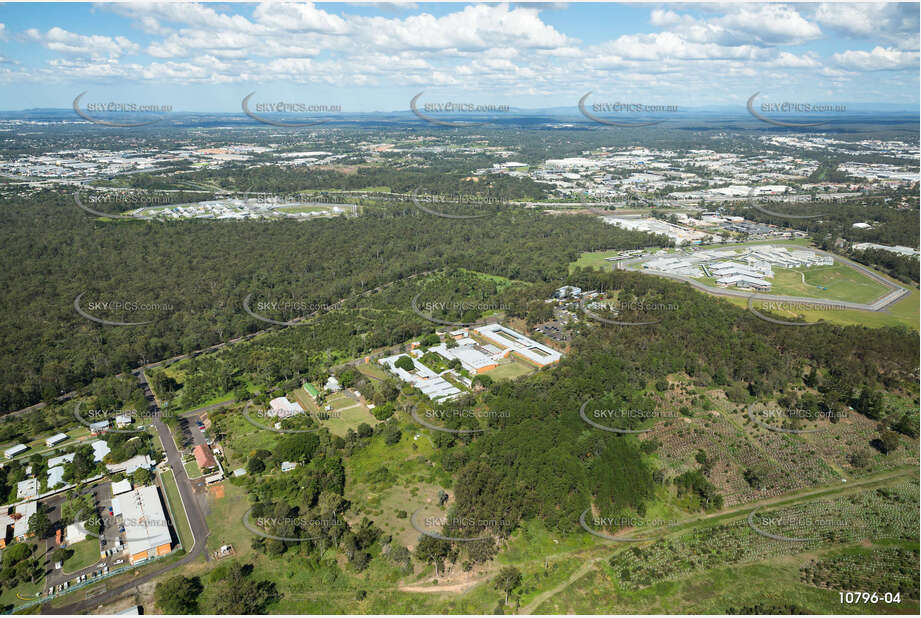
[4,443,27,459]
[268,397,304,419]
[474,324,562,367]
[65,521,89,544]
[120,485,173,564]
[379,354,461,401]
[17,478,38,500]
[45,433,68,447]
[111,478,133,496]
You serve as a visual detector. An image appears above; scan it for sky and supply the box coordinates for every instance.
[0,1,918,113]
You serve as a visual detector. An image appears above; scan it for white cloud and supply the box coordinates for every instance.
[25,27,139,59]
[815,3,920,49]
[833,47,919,71]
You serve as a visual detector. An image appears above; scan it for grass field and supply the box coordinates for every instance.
[184,459,202,479]
[62,538,100,573]
[487,359,535,381]
[767,264,891,304]
[204,481,252,559]
[321,393,378,437]
[719,290,919,331]
[159,470,194,552]
[356,362,390,381]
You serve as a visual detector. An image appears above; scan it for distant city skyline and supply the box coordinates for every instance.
[0,2,918,112]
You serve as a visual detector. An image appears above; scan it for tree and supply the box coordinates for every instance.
[246,456,265,474]
[51,547,73,565]
[493,566,522,604]
[874,428,900,454]
[413,535,450,577]
[357,423,373,439]
[133,468,152,485]
[28,509,52,539]
[276,433,319,463]
[208,563,280,614]
[155,575,203,614]
[394,355,415,372]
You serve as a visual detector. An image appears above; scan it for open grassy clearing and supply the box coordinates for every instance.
[718,291,918,330]
[62,538,100,573]
[183,459,202,479]
[203,481,252,559]
[768,264,891,303]
[486,358,535,381]
[159,469,194,552]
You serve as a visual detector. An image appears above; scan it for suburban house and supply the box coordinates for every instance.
[193,444,217,471]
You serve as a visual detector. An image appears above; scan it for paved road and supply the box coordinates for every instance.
[45,372,210,615]
[620,244,911,312]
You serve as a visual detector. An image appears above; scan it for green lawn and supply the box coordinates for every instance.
[62,538,100,574]
[204,481,252,559]
[159,470,194,553]
[767,264,890,304]
[486,359,535,381]
[184,459,202,479]
[355,362,389,381]
[320,394,379,437]
[720,290,918,331]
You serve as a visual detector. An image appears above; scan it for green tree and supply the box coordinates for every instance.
[394,355,415,372]
[155,575,203,614]
[28,508,52,539]
[493,566,522,604]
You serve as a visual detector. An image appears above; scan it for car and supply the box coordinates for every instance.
[103,566,109,574]
[113,559,124,565]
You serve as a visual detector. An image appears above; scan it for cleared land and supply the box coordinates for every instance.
[321,392,378,436]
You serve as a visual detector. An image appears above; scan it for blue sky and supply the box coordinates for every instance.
[0,2,918,112]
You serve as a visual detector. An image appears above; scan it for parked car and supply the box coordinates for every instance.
[113,559,124,565]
